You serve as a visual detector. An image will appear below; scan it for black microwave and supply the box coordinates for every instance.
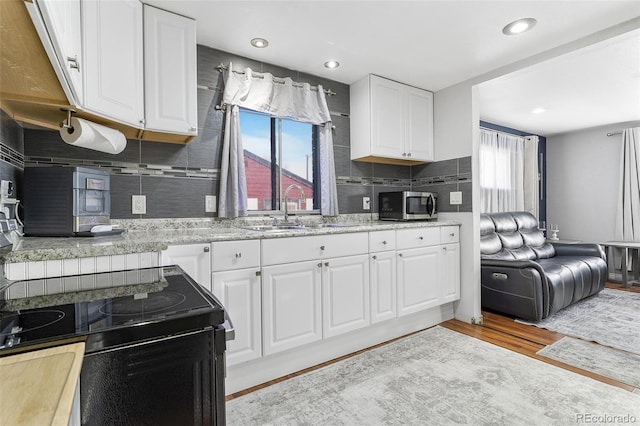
[378,191,437,221]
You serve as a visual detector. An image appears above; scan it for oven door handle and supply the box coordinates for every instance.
[207,292,235,341]
[222,310,235,342]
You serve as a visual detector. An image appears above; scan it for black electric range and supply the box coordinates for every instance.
[0,266,229,426]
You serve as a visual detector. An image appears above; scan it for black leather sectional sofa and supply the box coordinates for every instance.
[480,211,607,321]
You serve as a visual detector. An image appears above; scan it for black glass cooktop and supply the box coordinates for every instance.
[0,267,225,354]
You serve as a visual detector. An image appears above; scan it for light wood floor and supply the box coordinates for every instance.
[228,283,639,400]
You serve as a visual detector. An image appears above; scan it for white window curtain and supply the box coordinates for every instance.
[218,63,339,217]
[614,127,640,241]
[480,129,539,216]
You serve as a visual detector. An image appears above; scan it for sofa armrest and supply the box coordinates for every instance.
[552,243,605,260]
[480,259,548,321]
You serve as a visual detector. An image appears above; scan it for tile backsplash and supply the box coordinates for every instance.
[1,46,472,220]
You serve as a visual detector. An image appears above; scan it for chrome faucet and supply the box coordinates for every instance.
[283,184,306,223]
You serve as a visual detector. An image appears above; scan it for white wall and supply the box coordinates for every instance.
[546,121,639,242]
[434,83,481,323]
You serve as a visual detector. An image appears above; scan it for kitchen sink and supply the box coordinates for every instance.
[239,224,307,232]
[239,223,356,232]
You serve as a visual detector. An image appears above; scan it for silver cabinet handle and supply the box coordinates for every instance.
[235,252,242,258]
[407,153,412,157]
[320,245,325,251]
[442,247,447,251]
[372,255,377,260]
[204,246,210,252]
[317,262,322,268]
[382,240,387,245]
[450,233,455,237]
[419,236,424,240]
[255,271,261,277]
[189,127,197,131]
[398,253,403,257]
[67,55,79,71]
[324,262,329,267]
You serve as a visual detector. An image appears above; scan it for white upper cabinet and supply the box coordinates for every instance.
[32,0,84,104]
[350,74,434,165]
[143,5,197,135]
[82,0,144,127]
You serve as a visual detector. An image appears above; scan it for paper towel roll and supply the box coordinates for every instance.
[60,117,127,154]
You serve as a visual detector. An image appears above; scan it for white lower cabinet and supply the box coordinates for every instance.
[370,250,397,323]
[322,254,370,338]
[261,261,323,356]
[440,243,460,303]
[161,243,211,290]
[212,268,262,365]
[397,246,441,316]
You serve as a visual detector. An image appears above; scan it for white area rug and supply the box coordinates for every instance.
[226,326,640,425]
[516,288,640,355]
[538,336,640,388]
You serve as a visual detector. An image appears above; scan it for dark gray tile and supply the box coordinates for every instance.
[260,63,299,80]
[331,114,350,148]
[197,45,261,90]
[337,184,372,214]
[333,146,350,177]
[373,163,410,180]
[110,174,141,219]
[412,158,458,179]
[351,160,372,178]
[187,127,222,170]
[0,110,24,153]
[141,176,217,218]
[196,86,224,133]
[141,140,187,168]
[458,156,472,174]
[459,181,472,212]
[24,129,141,164]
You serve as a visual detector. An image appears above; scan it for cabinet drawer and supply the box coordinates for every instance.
[440,226,460,244]
[212,240,260,271]
[396,227,440,249]
[262,233,368,266]
[369,230,396,252]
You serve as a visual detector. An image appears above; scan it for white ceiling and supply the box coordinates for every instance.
[146,0,640,136]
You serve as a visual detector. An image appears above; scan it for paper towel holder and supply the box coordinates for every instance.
[60,108,77,132]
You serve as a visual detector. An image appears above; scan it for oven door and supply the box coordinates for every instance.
[81,327,225,426]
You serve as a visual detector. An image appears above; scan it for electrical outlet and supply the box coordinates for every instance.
[205,195,217,213]
[363,197,371,210]
[132,195,146,214]
[450,191,463,205]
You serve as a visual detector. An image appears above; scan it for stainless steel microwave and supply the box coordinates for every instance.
[378,191,437,221]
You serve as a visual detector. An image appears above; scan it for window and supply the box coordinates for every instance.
[240,108,319,212]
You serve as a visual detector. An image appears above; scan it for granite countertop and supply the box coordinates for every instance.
[2,215,461,264]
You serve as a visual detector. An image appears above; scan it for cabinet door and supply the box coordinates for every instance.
[405,86,434,161]
[212,268,261,365]
[322,254,370,338]
[161,243,212,291]
[143,5,197,134]
[440,243,460,303]
[370,250,397,323]
[370,75,405,159]
[397,246,440,316]
[262,261,322,355]
[82,0,144,127]
[34,0,83,103]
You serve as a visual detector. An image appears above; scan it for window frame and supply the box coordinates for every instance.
[240,108,321,216]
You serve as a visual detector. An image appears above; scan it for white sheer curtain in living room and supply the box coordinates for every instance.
[614,127,640,241]
[480,129,539,216]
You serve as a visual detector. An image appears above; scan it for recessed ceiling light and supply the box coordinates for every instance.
[324,60,340,69]
[502,18,537,35]
[250,38,269,48]
[531,107,547,114]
